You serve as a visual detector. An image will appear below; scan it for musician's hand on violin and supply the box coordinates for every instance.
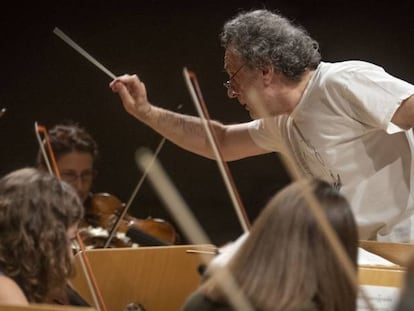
[109,74,152,120]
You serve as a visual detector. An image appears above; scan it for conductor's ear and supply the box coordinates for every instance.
[261,64,274,86]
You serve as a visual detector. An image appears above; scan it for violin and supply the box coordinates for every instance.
[81,192,178,248]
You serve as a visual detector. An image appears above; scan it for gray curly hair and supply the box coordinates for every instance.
[220,9,321,81]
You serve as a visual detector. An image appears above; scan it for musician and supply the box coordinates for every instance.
[36,122,178,247]
[110,9,414,243]
[182,178,358,311]
[36,121,98,206]
[0,168,83,305]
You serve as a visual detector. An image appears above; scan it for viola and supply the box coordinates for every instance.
[82,192,178,248]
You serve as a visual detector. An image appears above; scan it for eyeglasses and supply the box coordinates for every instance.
[223,64,245,96]
[60,169,96,184]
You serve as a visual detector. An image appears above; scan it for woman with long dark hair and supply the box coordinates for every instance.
[0,168,84,304]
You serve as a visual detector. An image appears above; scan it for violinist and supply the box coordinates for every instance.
[0,168,84,305]
[36,121,178,247]
[36,121,98,207]
[35,121,134,246]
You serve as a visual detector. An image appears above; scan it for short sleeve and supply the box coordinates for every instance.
[330,62,414,133]
[247,117,286,152]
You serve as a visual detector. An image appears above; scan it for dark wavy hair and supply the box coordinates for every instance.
[36,122,99,169]
[0,168,84,302]
[220,9,321,82]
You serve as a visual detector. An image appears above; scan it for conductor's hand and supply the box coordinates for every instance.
[110,74,152,120]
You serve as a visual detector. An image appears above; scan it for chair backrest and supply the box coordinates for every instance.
[71,244,216,311]
[359,240,414,267]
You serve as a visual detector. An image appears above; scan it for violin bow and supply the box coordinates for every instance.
[52,25,373,309]
[34,122,108,311]
[136,147,254,311]
[183,68,250,233]
[182,68,374,310]
[35,122,61,179]
[52,26,155,248]
[104,137,166,248]
[104,103,183,248]
[53,27,125,248]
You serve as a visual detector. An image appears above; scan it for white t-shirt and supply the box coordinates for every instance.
[248,61,414,242]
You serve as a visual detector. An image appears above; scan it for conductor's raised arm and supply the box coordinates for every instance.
[110,74,268,161]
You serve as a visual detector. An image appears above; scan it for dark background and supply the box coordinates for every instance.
[1,0,413,245]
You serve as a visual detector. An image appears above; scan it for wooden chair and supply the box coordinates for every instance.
[357,241,414,310]
[359,240,414,267]
[69,242,413,310]
[71,244,216,311]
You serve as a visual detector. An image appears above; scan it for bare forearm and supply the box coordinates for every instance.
[137,104,225,159]
[110,74,265,161]
[392,94,414,130]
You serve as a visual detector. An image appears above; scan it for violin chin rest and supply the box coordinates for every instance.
[125,226,170,246]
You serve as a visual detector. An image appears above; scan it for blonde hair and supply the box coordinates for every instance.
[202,178,357,311]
